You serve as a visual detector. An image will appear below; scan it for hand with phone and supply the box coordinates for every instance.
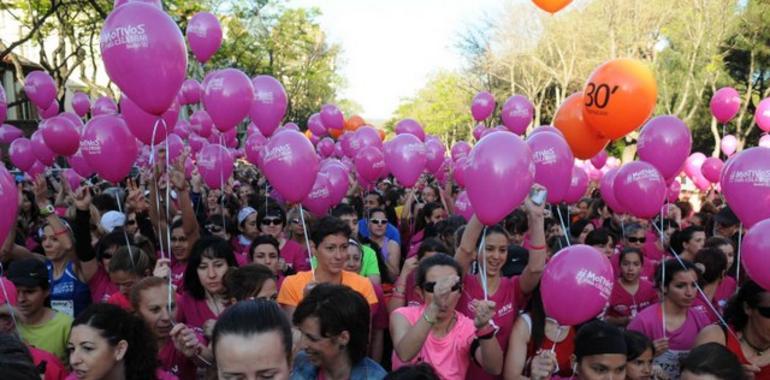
[524,184,547,220]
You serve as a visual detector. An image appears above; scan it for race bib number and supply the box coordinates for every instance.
[51,300,74,318]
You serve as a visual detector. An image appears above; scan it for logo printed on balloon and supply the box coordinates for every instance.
[622,168,660,184]
[727,169,770,187]
[575,269,613,298]
[532,148,557,165]
[80,139,102,155]
[262,144,292,164]
[307,185,329,200]
[101,24,147,48]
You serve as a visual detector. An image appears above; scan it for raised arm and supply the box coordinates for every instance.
[518,184,547,295]
[34,175,73,253]
[170,155,200,249]
[503,315,533,380]
[456,214,484,275]
[70,186,99,282]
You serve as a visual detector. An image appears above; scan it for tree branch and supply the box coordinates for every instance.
[0,0,67,62]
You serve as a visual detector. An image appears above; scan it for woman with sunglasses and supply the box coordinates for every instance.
[258,205,311,272]
[621,224,656,282]
[695,280,770,378]
[391,254,503,379]
[606,248,658,328]
[286,206,313,247]
[367,208,401,279]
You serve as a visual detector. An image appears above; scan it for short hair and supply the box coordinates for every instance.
[129,276,168,310]
[0,333,39,380]
[619,247,644,265]
[623,223,644,238]
[212,300,292,363]
[364,191,385,207]
[415,253,462,290]
[256,205,286,229]
[310,216,351,246]
[108,246,152,276]
[570,219,592,239]
[223,264,276,301]
[574,320,627,361]
[624,330,654,360]
[585,228,610,246]
[655,259,699,289]
[183,236,239,300]
[417,238,449,260]
[367,208,387,220]
[96,230,132,261]
[248,235,280,262]
[694,248,727,285]
[680,343,747,380]
[292,284,370,365]
[704,236,733,250]
[331,203,357,218]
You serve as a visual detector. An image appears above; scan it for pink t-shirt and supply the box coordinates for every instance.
[372,281,388,330]
[171,261,186,291]
[159,339,198,380]
[30,345,67,380]
[281,239,311,272]
[607,279,658,319]
[642,231,665,262]
[693,276,736,324]
[458,275,524,380]
[176,292,218,332]
[88,266,118,303]
[107,291,133,311]
[392,305,476,380]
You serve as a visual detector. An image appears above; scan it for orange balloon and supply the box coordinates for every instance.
[582,58,657,140]
[377,128,385,141]
[554,92,610,160]
[329,128,343,139]
[345,115,365,131]
[532,0,573,13]
[304,130,313,140]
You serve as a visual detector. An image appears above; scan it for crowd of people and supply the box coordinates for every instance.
[0,158,767,380]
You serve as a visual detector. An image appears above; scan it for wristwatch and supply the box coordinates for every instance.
[39,204,55,218]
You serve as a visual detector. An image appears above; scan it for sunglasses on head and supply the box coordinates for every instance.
[370,219,388,225]
[628,237,646,243]
[261,218,282,226]
[756,306,770,318]
[423,281,462,293]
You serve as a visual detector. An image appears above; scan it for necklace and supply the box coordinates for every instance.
[741,334,770,356]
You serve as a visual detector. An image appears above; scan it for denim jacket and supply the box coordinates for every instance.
[291,351,387,380]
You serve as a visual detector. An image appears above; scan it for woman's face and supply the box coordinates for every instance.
[288,214,303,236]
[238,185,254,204]
[207,190,220,208]
[171,227,189,262]
[252,243,280,275]
[108,270,140,297]
[665,270,698,309]
[578,223,595,244]
[297,316,348,369]
[577,201,589,218]
[746,292,770,344]
[575,353,627,380]
[215,331,290,380]
[254,278,278,301]
[683,231,706,255]
[125,212,138,236]
[137,285,176,340]
[717,243,735,271]
[313,234,348,275]
[368,211,388,238]
[420,265,461,321]
[421,187,438,203]
[625,348,653,380]
[41,225,66,260]
[260,215,284,238]
[344,245,363,273]
[68,325,127,380]
[21,196,31,212]
[241,213,259,240]
[625,230,646,250]
[620,252,642,283]
[592,237,614,259]
[483,233,508,278]
[197,255,229,295]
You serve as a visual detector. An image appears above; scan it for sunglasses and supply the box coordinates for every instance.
[756,306,770,318]
[370,219,388,225]
[423,281,462,293]
[126,219,137,226]
[627,237,646,243]
[261,218,282,226]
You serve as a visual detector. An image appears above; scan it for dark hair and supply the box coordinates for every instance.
[223,264,276,301]
[257,205,286,229]
[705,236,733,250]
[108,246,152,276]
[650,217,679,237]
[585,228,610,246]
[0,333,39,380]
[624,330,654,360]
[483,224,509,241]
[619,247,644,265]
[71,303,158,380]
[364,191,385,208]
[570,219,592,240]
[680,343,747,380]
[655,259,699,289]
[292,284,370,365]
[310,216,351,247]
[574,320,627,361]
[248,235,280,262]
[694,248,727,285]
[183,236,239,300]
[724,280,768,331]
[96,229,133,261]
[170,219,184,233]
[504,209,528,236]
[367,208,387,221]
[206,214,236,237]
[415,253,462,290]
[414,202,443,235]
[671,225,705,254]
[417,238,449,260]
[331,203,357,219]
[384,363,440,380]
[129,276,168,311]
[212,300,292,363]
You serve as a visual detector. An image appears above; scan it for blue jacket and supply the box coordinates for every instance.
[291,351,387,380]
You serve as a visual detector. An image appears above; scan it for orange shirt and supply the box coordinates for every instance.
[277,270,378,307]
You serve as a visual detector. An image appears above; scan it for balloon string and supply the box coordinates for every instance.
[659,202,666,337]
[0,262,21,338]
[219,135,226,230]
[162,119,174,317]
[113,191,134,268]
[736,223,742,289]
[478,226,488,301]
[556,207,571,246]
[149,119,166,261]
[298,205,315,281]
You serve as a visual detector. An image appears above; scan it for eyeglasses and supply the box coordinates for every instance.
[627,237,646,244]
[756,306,770,318]
[422,281,462,293]
[370,219,388,225]
[261,218,282,226]
[126,219,137,226]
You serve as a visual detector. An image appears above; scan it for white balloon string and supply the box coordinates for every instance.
[218,135,226,229]
[149,119,166,261]
[556,207,571,246]
[0,262,21,337]
[478,226,488,301]
[113,191,134,268]
[736,223,742,289]
[299,205,315,281]
[162,119,174,318]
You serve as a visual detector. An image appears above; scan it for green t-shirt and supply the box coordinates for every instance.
[20,310,73,362]
[310,244,380,277]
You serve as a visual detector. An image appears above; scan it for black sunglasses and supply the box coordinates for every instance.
[261,218,282,226]
[756,306,770,318]
[206,224,224,233]
[370,219,388,225]
[423,281,462,293]
[627,237,646,243]
[126,219,137,226]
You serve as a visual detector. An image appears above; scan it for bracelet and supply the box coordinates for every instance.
[529,244,546,251]
[475,323,498,340]
[54,229,69,236]
[423,312,436,325]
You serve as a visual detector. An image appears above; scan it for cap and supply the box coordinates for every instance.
[237,207,257,225]
[0,277,17,306]
[100,211,126,233]
[7,259,49,289]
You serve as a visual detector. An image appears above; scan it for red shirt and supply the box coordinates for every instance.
[725,327,770,380]
[30,346,67,380]
[607,279,659,319]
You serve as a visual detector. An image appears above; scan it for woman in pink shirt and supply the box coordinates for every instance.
[693,247,735,323]
[606,248,658,327]
[628,259,711,380]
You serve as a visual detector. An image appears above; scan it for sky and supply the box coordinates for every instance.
[288,0,506,121]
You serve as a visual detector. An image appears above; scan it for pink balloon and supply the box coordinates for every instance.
[320,104,344,131]
[394,119,425,141]
[637,115,692,180]
[700,157,724,184]
[67,149,95,178]
[453,190,473,221]
[721,147,770,227]
[24,71,57,109]
[203,69,254,132]
[261,130,319,203]
[197,144,234,189]
[471,91,496,122]
[0,124,24,144]
[244,133,267,166]
[529,125,565,139]
[756,98,770,133]
[501,95,533,135]
[710,87,741,124]
[451,141,472,161]
[480,127,502,140]
[740,219,770,290]
[614,161,667,219]
[317,137,335,158]
[541,245,614,326]
[424,139,446,174]
[473,123,486,141]
[466,131,534,225]
[600,167,624,213]
[526,131,574,203]
[355,126,382,150]
[59,112,84,131]
[760,134,770,149]
[282,123,300,132]
[605,156,621,169]
[190,110,213,138]
[121,95,179,145]
[80,115,138,183]
[339,132,360,158]
[0,166,19,246]
[180,79,202,105]
[564,165,589,204]
[174,120,190,139]
[71,92,91,117]
[9,138,36,171]
[302,172,333,216]
[38,101,59,119]
[721,134,738,157]
[101,3,187,116]
[308,113,327,137]
[155,133,183,162]
[384,134,427,188]
[62,168,83,191]
[92,96,118,116]
[113,0,162,8]
[250,75,288,137]
[41,116,80,156]
[320,160,350,206]
[186,12,223,64]
[26,161,46,179]
[585,161,602,182]
[355,146,386,183]
[31,130,55,166]
[189,135,206,153]
[590,150,608,169]
[667,179,681,203]
[452,157,467,187]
